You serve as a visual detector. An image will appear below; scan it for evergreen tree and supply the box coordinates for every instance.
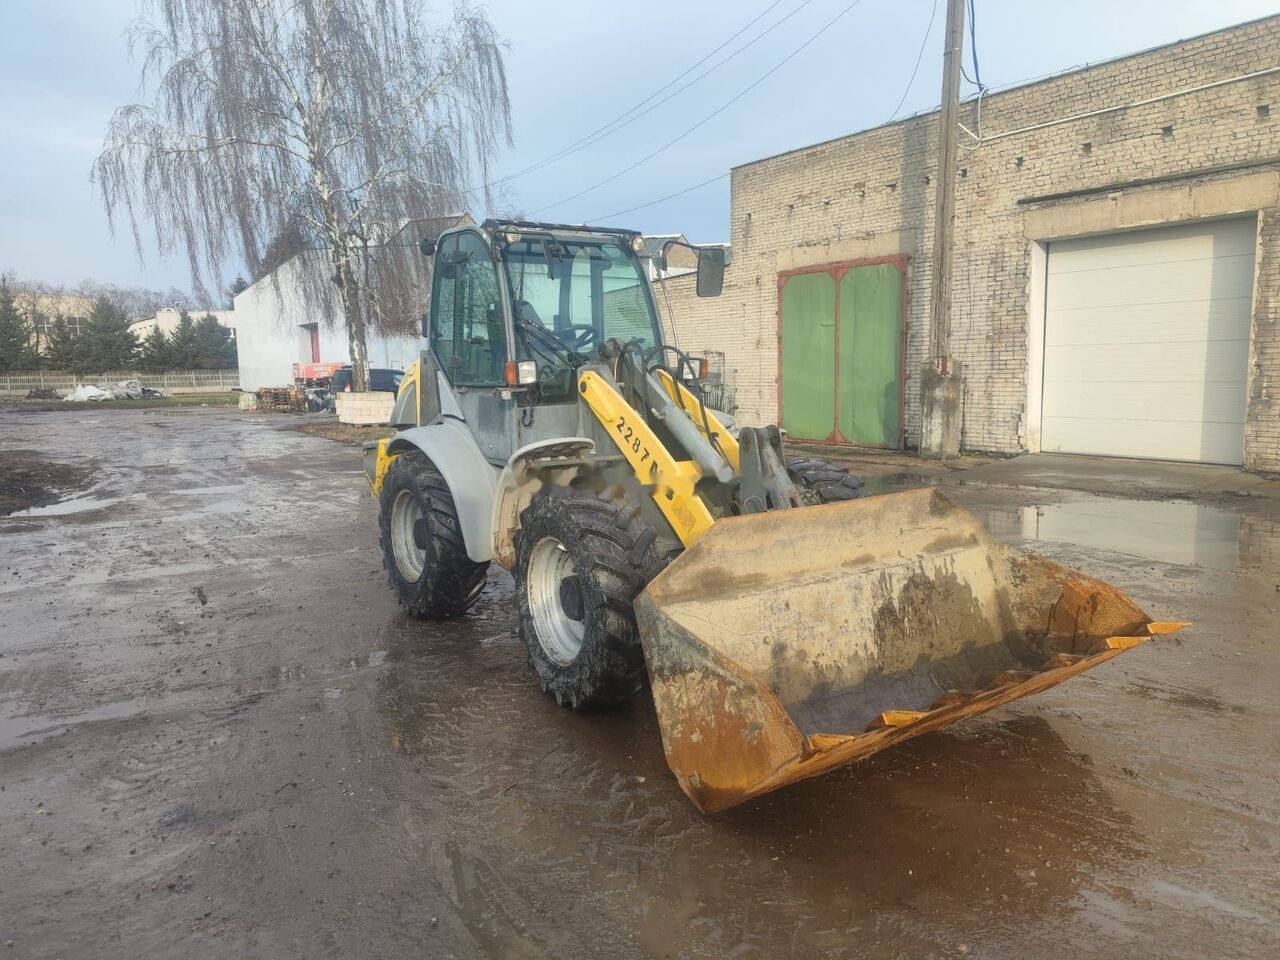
[192,313,236,368]
[226,274,249,309]
[168,309,198,367]
[78,297,138,372]
[0,279,36,371]
[44,315,81,371]
[139,325,173,372]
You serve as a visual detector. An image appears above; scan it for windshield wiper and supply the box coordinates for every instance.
[517,317,585,365]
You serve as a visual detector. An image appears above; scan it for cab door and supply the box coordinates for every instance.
[429,229,516,462]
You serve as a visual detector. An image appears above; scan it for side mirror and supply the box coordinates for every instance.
[696,247,725,298]
[419,236,437,257]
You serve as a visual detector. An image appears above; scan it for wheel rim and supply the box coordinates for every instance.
[390,488,426,581]
[526,536,586,666]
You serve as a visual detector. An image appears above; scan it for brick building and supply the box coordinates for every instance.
[659,16,1280,472]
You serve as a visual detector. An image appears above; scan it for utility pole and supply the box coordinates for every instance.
[920,0,966,459]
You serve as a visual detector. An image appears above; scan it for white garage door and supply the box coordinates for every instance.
[1041,218,1255,465]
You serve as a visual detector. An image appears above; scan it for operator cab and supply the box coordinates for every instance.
[422,219,723,407]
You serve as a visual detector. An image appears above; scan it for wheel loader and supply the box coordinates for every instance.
[364,219,1186,813]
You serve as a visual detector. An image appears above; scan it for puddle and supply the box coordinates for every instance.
[172,484,246,496]
[0,697,148,751]
[3,494,125,518]
[1014,499,1248,570]
[857,473,916,495]
[857,476,1277,571]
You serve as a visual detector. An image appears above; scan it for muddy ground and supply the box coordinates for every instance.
[1,407,1277,959]
[0,451,90,515]
[289,419,395,445]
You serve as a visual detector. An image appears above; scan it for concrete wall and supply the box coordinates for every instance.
[233,253,424,390]
[661,16,1280,471]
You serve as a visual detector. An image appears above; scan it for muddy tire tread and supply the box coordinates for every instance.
[514,488,660,710]
[378,450,489,619]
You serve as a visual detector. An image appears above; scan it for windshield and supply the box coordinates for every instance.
[501,238,660,395]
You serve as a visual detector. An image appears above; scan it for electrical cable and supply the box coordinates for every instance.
[887,0,939,123]
[589,172,730,224]
[959,0,987,146]
[468,0,814,197]
[966,0,983,90]
[532,0,868,217]
[590,0,937,223]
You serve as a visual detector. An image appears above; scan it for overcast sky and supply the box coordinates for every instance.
[0,0,1273,301]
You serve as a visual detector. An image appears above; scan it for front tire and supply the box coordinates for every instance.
[378,450,489,618]
[514,488,659,710]
[786,456,865,505]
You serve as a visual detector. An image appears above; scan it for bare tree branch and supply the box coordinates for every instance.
[93,0,511,389]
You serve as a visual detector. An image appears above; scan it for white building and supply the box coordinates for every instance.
[232,254,423,389]
[232,216,469,390]
[132,307,237,338]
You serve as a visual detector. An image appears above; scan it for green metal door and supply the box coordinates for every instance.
[780,272,836,441]
[780,261,902,447]
[838,263,902,447]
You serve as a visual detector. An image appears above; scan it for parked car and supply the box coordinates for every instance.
[329,366,405,394]
[322,366,405,413]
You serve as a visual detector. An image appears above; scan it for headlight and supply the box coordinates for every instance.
[631,235,645,254]
[504,230,521,245]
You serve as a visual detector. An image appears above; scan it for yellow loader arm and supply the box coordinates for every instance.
[577,370,716,547]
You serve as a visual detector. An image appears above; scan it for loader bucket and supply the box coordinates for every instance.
[634,488,1187,814]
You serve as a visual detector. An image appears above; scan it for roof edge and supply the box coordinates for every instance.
[732,12,1280,173]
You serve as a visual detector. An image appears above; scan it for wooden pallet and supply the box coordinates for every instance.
[256,386,304,412]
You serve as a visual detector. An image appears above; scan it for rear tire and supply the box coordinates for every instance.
[786,457,865,505]
[514,488,659,710]
[378,450,489,618]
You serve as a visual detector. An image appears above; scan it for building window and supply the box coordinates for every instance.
[38,315,84,337]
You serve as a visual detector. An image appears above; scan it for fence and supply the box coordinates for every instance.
[0,369,240,397]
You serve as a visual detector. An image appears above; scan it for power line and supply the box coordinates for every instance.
[501,1,800,178]
[887,0,939,122]
[588,172,731,224]
[547,0,822,163]
[470,0,813,197]
[960,0,985,91]
[533,0,868,217]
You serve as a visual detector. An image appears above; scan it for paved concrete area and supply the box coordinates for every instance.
[800,443,1280,504]
[2,408,1278,959]
[956,453,1280,502]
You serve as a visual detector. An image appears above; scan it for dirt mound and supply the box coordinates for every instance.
[290,421,394,445]
[0,451,91,515]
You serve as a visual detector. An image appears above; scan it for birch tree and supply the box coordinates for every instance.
[94,0,511,390]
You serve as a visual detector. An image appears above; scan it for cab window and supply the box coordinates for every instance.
[430,232,505,385]
[503,238,660,403]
